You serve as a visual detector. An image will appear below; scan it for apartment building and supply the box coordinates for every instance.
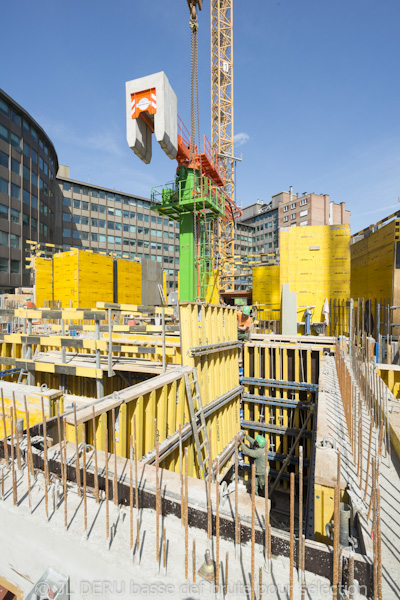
[276,189,350,229]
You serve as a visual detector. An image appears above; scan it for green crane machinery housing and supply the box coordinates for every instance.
[151,165,225,302]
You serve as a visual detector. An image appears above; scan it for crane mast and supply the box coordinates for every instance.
[211,0,236,296]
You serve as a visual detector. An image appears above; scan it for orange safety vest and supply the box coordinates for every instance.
[237,311,251,331]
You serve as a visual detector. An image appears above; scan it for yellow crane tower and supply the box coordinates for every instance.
[211,1,239,298]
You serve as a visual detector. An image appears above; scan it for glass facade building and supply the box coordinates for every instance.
[0,89,60,291]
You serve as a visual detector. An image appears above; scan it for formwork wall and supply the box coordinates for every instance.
[253,225,350,328]
[253,265,280,320]
[117,258,141,304]
[280,225,350,324]
[34,257,53,308]
[351,219,397,320]
[53,250,114,308]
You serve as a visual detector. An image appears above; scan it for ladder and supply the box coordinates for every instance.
[184,369,214,482]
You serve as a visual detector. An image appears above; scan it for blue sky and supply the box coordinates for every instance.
[2,0,399,233]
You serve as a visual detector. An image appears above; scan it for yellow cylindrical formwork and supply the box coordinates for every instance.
[116,258,141,304]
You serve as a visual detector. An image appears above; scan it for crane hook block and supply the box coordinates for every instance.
[126,71,178,165]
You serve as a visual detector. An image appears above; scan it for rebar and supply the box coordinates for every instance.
[73,403,81,496]
[225,551,229,596]
[208,426,213,539]
[235,433,239,547]
[179,424,184,526]
[163,527,167,574]
[82,426,87,536]
[105,427,109,540]
[130,435,133,552]
[56,400,63,482]
[23,396,32,512]
[12,392,21,470]
[192,539,196,583]
[133,414,140,553]
[259,566,262,600]
[184,447,189,580]
[155,419,160,563]
[363,420,373,503]
[298,445,303,572]
[376,488,382,600]
[112,408,118,506]
[62,417,68,529]
[41,397,49,519]
[216,457,220,592]
[290,471,294,600]
[0,389,8,463]
[251,463,255,600]
[265,438,269,565]
[92,406,99,502]
[9,411,17,505]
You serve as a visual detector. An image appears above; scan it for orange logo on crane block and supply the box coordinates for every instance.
[131,88,157,119]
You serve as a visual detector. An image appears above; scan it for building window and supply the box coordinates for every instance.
[11,158,20,175]
[291,213,296,220]
[31,127,38,141]
[81,216,89,225]
[10,234,20,248]
[31,217,37,230]
[31,172,38,187]
[23,213,29,227]
[283,216,289,223]
[10,260,20,274]
[31,194,38,209]
[11,183,20,200]
[283,206,288,212]
[73,200,81,209]
[73,230,81,239]
[23,119,30,133]
[11,133,21,150]
[23,165,30,181]
[0,150,8,169]
[73,215,81,224]
[82,201,89,211]
[63,182,71,191]
[0,99,9,116]
[31,149,38,164]
[10,208,20,224]
[81,231,89,241]
[300,209,308,217]
[300,220,308,226]
[91,233,98,241]
[73,184,81,194]
[300,198,307,206]
[0,125,9,143]
[63,197,71,207]
[0,257,8,272]
[63,213,72,222]
[0,204,8,219]
[290,202,296,209]
[91,189,98,198]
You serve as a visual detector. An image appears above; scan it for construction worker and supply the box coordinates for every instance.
[237,305,252,341]
[241,434,266,496]
[23,297,36,309]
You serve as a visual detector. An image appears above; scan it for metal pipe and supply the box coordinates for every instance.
[92,407,99,502]
[95,319,104,398]
[62,418,68,529]
[9,411,17,505]
[1,389,8,464]
[41,397,49,520]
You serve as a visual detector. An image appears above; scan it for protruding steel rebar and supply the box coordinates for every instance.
[130,435,133,552]
[92,406,99,502]
[184,447,189,580]
[251,463,255,600]
[41,397,49,519]
[235,433,239,548]
[82,426,87,537]
[23,396,32,512]
[9,411,17,506]
[62,417,68,529]
[193,539,196,583]
[105,427,109,540]
[216,457,221,592]
[73,402,81,496]
[111,408,118,506]
[155,418,160,563]
[1,389,8,464]
[290,471,294,600]
[225,551,229,596]
[12,391,21,470]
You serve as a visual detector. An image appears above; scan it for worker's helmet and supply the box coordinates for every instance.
[26,297,31,301]
[255,435,266,448]
[242,305,251,316]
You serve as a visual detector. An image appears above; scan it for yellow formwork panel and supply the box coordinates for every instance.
[253,265,280,320]
[180,303,239,405]
[117,258,141,304]
[0,384,63,437]
[280,225,350,323]
[34,257,53,308]
[53,249,113,308]
[314,484,347,544]
[351,219,397,322]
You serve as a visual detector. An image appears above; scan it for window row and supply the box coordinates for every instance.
[0,257,20,273]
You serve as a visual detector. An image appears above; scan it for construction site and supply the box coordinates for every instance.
[0,2,399,600]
